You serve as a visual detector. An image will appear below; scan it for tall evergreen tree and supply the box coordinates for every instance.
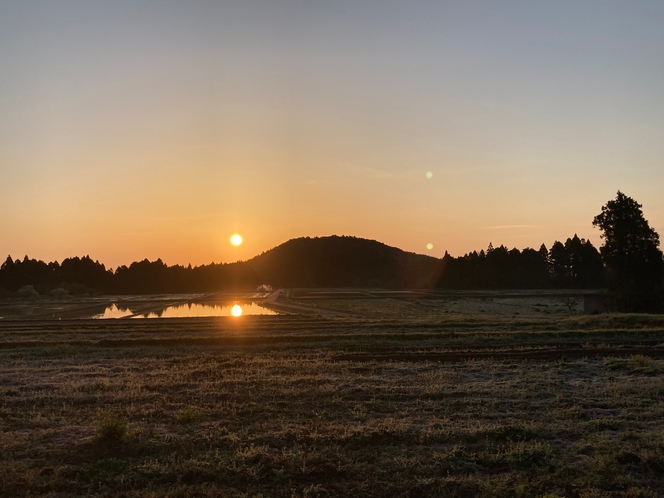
[592,191,664,311]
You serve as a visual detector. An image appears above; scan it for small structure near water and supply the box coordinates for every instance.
[257,284,273,292]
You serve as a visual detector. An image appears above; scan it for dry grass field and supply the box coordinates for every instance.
[1,296,664,497]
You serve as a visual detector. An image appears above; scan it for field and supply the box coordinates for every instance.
[1,292,664,497]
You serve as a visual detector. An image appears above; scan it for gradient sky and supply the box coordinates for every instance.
[1,1,663,268]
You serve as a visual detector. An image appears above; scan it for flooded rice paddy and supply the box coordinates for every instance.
[0,293,278,319]
[122,302,276,318]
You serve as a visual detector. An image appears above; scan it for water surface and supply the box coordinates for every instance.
[94,301,277,319]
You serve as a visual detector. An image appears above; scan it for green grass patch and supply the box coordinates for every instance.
[96,413,128,443]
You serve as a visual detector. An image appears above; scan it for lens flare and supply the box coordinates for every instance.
[426,243,434,250]
[230,234,243,246]
[425,172,433,179]
[231,304,242,316]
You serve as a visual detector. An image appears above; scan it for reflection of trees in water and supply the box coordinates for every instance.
[102,300,265,318]
[167,301,256,310]
[112,303,134,314]
[109,303,167,318]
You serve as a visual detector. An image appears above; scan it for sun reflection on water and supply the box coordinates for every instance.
[90,301,276,319]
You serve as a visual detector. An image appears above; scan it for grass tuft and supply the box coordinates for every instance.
[174,407,201,424]
[96,414,128,443]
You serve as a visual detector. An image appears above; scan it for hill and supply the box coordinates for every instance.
[1,234,608,295]
[247,236,441,288]
[0,236,443,295]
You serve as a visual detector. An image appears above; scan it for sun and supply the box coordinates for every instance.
[230,234,243,246]
[231,304,242,317]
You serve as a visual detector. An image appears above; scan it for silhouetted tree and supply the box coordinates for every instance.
[59,256,113,293]
[593,191,664,311]
[437,242,552,289]
[436,237,604,290]
[549,235,605,289]
[0,256,17,290]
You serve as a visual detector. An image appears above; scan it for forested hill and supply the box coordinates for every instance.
[246,236,440,288]
[0,236,440,295]
[0,234,606,296]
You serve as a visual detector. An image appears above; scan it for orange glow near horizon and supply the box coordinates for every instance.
[1,3,663,268]
[231,304,243,317]
[230,234,243,247]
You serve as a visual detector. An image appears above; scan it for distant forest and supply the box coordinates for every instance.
[0,235,606,296]
[437,235,605,289]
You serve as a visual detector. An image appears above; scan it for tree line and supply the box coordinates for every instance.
[436,190,664,312]
[1,192,662,311]
[0,235,606,296]
[0,256,258,296]
[435,235,605,289]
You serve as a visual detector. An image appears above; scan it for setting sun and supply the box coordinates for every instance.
[230,234,243,246]
[231,304,242,317]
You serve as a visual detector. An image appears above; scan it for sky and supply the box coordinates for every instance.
[1,0,663,268]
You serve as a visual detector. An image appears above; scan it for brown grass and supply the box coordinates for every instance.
[0,304,663,496]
